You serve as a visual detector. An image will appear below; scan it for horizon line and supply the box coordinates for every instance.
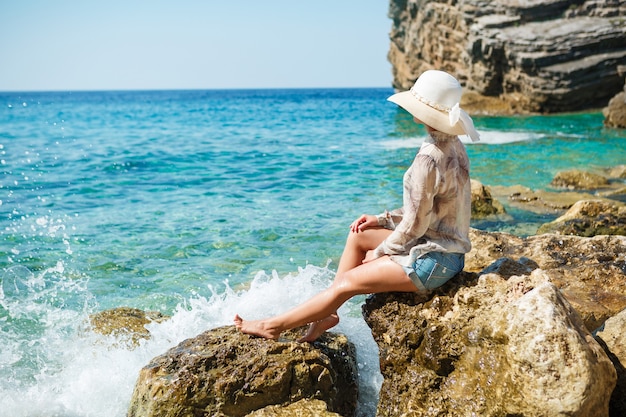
[0,85,395,94]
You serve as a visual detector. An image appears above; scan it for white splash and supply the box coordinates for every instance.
[0,264,381,417]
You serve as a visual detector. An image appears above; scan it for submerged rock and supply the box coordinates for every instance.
[127,326,358,417]
[89,306,169,346]
[537,199,626,236]
[491,184,598,215]
[363,270,616,417]
[550,169,611,190]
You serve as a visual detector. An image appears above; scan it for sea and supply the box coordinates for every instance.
[1,88,624,416]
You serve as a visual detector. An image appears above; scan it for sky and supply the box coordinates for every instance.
[0,0,392,91]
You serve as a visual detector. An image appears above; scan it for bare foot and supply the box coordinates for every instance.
[298,314,340,343]
[234,314,281,340]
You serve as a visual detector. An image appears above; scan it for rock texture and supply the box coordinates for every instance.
[537,199,626,236]
[467,229,626,332]
[363,270,616,416]
[470,179,506,218]
[127,326,358,417]
[485,166,626,234]
[245,399,342,417]
[550,169,611,190]
[595,309,626,417]
[388,0,626,114]
[89,306,169,346]
[604,67,626,128]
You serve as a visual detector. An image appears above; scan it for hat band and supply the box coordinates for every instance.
[409,86,454,113]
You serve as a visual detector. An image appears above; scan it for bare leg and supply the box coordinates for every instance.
[299,227,393,341]
[336,227,392,275]
[235,255,417,341]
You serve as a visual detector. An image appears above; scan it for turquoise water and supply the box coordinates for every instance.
[1,89,624,416]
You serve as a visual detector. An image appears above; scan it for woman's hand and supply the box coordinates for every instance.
[349,214,378,233]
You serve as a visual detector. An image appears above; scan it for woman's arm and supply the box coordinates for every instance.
[373,154,438,257]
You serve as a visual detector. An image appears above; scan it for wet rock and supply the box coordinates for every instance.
[470,179,506,218]
[605,165,626,179]
[491,184,592,215]
[595,308,626,417]
[127,326,358,417]
[89,306,169,346]
[467,228,626,331]
[245,399,342,417]
[537,199,626,236]
[363,270,616,416]
[551,169,611,190]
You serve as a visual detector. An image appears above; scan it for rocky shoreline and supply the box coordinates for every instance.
[90,166,626,416]
[387,0,626,116]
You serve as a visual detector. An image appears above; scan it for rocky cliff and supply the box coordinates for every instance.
[388,0,626,114]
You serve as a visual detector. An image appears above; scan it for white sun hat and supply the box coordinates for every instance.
[388,70,480,142]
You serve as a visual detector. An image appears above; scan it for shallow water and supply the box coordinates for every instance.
[1,89,624,416]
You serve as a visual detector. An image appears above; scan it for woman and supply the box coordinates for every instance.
[235,70,480,342]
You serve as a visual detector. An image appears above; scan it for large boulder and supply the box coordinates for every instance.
[363,270,616,416]
[467,229,626,331]
[388,0,626,114]
[127,326,358,417]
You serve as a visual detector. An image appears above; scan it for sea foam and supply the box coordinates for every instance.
[0,263,381,417]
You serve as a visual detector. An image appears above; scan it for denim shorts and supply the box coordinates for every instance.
[402,252,465,291]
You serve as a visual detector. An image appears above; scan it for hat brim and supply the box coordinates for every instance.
[388,91,465,136]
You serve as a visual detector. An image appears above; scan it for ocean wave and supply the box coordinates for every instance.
[0,263,380,417]
[380,130,545,149]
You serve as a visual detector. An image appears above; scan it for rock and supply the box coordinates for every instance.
[605,165,626,179]
[537,199,626,236]
[245,399,342,417]
[388,0,626,114]
[470,179,506,218]
[491,184,597,215]
[466,228,626,331]
[362,270,617,416]
[89,307,169,346]
[604,67,626,128]
[595,309,626,417]
[604,91,626,128]
[127,326,358,417]
[550,169,610,190]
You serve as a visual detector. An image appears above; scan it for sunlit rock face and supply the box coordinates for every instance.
[127,326,358,417]
[363,270,616,417]
[388,0,626,114]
